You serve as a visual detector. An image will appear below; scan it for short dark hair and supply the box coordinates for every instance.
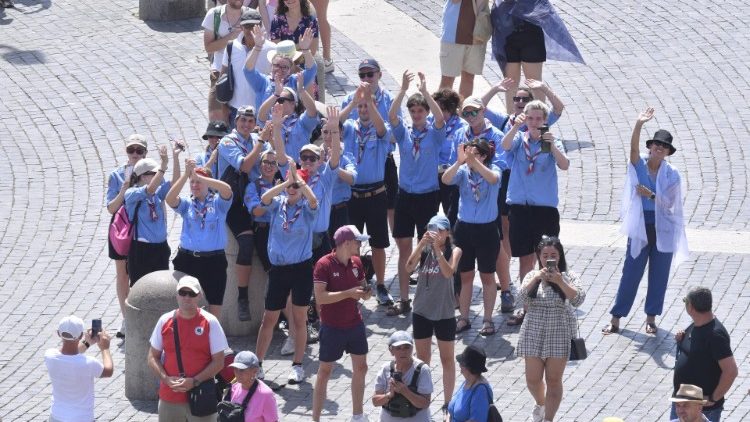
[432,88,461,116]
[406,93,429,110]
[686,287,712,312]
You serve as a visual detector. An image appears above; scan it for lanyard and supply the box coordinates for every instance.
[146,197,158,221]
[445,115,461,138]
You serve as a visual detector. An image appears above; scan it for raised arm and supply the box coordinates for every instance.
[502,113,525,151]
[147,146,169,195]
[106,172,131,214]
[259,76,283,121]
[170,140,184,184]
[481,77,514,107]
[203,23,241,54]
[244,25,266,71]
[466,152,500,184]
[543,130,569,171]
[195,170,233,200]
[298,28,316,73]
[339,95,358,123]
[326,106,341,169]
[270,103,288,161]
[441,142,466,185]
[261,169,291,205]
[389,70,413,127]
[631,107,654,165]
[166,158,193,208]
[526,79,564,116]
[295,71,318,118]
[362,83,387,138]
[258,0,271,37]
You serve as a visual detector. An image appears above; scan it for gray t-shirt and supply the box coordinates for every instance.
[375,359,433,422]
[412,249,456,321]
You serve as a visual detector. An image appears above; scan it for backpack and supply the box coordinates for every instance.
[216,378,259,422]
[468,383,503,422]
[219,135,250,206]
[383,362,425,418]
[108,200,141,256]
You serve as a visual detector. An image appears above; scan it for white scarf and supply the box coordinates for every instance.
[620,157,689,267]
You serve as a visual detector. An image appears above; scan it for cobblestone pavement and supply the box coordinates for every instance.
[0,0,749,421]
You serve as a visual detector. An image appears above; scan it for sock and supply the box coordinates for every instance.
[238,286,249,300]
[292,362,302,366]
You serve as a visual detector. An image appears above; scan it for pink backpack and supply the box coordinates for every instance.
[108,201,141,256]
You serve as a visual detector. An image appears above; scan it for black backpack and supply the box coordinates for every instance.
[219,134,250,207]
[216,380,259,422]
[383,362,425,418]
[468,383,503,422]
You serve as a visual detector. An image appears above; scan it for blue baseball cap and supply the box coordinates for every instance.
[427,215,450,231]
[358,58,380,71]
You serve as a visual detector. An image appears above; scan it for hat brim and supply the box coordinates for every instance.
[203,130,227,140]
[126,141,146,148]
[669,397,706,404]
[456,353,488,373]
[267,50,303,64]
[645,140,676,155]
[390,340,413,347]
[229,362,251,370]
[240,19,261,26]
[354,234,370,242]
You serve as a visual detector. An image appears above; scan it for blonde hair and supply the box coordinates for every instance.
[523,100,550,120]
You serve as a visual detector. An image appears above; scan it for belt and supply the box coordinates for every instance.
[351,186,386,199]
[333,202,348,210]
[179,247,225,258]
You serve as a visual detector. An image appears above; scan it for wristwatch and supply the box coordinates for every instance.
[649,192,655,200]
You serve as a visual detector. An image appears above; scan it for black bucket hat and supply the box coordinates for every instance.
[645,129,676,155]
[203,120,229,140]
[456,345,488,374]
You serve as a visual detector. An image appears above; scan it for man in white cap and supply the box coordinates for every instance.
[372,331,433,422]
[312,225,372,422]
[670,384,713,422]
[147,276,229,421]
[44,315,113,422]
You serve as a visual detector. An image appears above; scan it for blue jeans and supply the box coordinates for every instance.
[670,403,721,421]
[610,224,673,317]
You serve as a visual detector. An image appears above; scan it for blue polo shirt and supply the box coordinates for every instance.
[392,119,446,193]
[331,152,357,204]
[258,113,319,163]
[106,164,132,205]
[342,119,390,185]
[267,196,317,265]
[448,164,501,224]
[437,114,468,167]
[485,109,561,171]
[634,157,657,213]
[173,193,232,251]
[195,147,219,179]
[243,65,317,112]
[307,163,337,233]
[124,182,172,243]
[450,123,508,170]
[505,132,565,208]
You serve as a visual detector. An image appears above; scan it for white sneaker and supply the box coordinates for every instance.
[350,414,369,422]
[288,364,304,384]
[257,365,265,380]
[280,336,295,356]
[532,404,545,422]
[323,58,335,73]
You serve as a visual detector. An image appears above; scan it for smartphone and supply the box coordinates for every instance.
[92,319,102,338]
[362,280,371,293]
[392,372,403,382]
[545,259,557,272]
[539,125,551,153]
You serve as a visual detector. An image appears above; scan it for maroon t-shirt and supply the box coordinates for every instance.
[313,252,366,329]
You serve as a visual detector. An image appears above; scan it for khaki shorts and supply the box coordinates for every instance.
[208,70,223,113]
[439,42,486,77]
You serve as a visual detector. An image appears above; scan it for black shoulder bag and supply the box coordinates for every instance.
[215,42,234,104]
[216,380,259,422]
[383,361,425,418]
[172,312,219,417]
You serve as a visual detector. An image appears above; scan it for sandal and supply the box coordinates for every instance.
[506,310,525,326]
[456,317,471,333]
[386,299,411,316]
[602,323,620,335]
[479,320,496,336]
[646,322,657,334]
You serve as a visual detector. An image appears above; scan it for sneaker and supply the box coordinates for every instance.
[237,298,251,321]
[409,276,418,286]
[306,322,319,344]
[323,58,335,73]
[351,414,369,422]
[116,320,126,339]
[376,284,393,306]
[280,336,295,356]
[288,364,304,384]
[532,404,545,422]
[500,291,515,313]
[257,365,265,380]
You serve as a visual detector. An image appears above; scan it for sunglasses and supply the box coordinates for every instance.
[299,154,318,163]
[178,289,198,298]
[359,71,376,79]
[462,109,480,118]
[127,147,146,155]
[272,64,291,71]
[513,96,532,103]
[288,182,301,189]
[276,97,294,104]
[142,171,156,176]
[261,159,277,166]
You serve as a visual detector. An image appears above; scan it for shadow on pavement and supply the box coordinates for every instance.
[0,44,46,64]
[144,17,202,34]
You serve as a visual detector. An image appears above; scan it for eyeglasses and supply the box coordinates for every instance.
[261,160,277,166]
[462,109,480,118]
[288,182,301,189]
[299,154,318,163]
[276,97,294,104]
[358,71,376,79]
[178,289,198,298]
[127,147,146,155]
[513,96,532,103]
[272,64,291,71]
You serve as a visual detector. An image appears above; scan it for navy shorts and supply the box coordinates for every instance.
[266,260,313,310]
[384,154,398,209]
[393,189,440,239]
[454,221,500,273]
[505,21,546,63]
[508,204,560,257]
[319,322,369,362]
[173,249,228,306]
[348,188,390,249]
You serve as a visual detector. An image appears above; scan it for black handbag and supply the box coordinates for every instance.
[215,43,234,104]
[172,312,219,416]
[569,316,587,361]
[217,380,259,422]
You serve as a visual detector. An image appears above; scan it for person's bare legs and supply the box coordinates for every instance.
[395,237,413,302]
[255,309,281,360]
[437,339,456,404]
[310,0,331,62]
[503,63,522,112]
[312,361,333,421]
[524,357,546,405]
[495,234,511,291]
[440,75,456,91]
[458,271,475,321]
[291,304,308,363]
[285,296,296,339]
[350,354,368,416]
[372,247,386,286]
[458,71,475,99]
[521,62,545,103]
[542,357,567,421]
[519,253,536,284]
[115,260,129,316]
[387,209,395,234]
[479,272,497,322]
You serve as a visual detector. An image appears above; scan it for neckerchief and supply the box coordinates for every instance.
[411,126,428,160]
[146,196,158,221]
[308,172,321,189]
[464,124,493,144]
[522,132,543,174]
[355,121,374,164]
[468,171,482,202]
[281,199,303,232]
[281,114,299,144]
[191,192,215,229]
[445,114,462,138]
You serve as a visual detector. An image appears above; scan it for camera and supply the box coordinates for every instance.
[539,125,551,153]
[392,372,403,382]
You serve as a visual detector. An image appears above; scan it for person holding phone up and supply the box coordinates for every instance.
[602,108,688,335]
[517,236,585,422]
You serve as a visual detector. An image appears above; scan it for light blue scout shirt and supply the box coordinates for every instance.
[634,157,657,214]
[267,196,317,265]
[485,109,561,170]
[244,65,317,111]
[331,151,358,204]
[392,119,446,193]
[450,122,508,170]
[438,114,468,167]
[243,163,290,223]
[505,131,565,208]
[307,163,337,233]
[106,164,132,205]
[217,130,255,179]
[257,113,319,163]
[341,86,400,123]
[173,193,232,251]
[124,182,172,243]
[342,119,390,185]
[447,163,501,224]
[195,147,219,180]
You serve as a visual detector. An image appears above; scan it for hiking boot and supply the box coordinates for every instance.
[500,290,515,313]
[237,298,251,321]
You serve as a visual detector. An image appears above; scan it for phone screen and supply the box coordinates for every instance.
[546,259,556,272]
